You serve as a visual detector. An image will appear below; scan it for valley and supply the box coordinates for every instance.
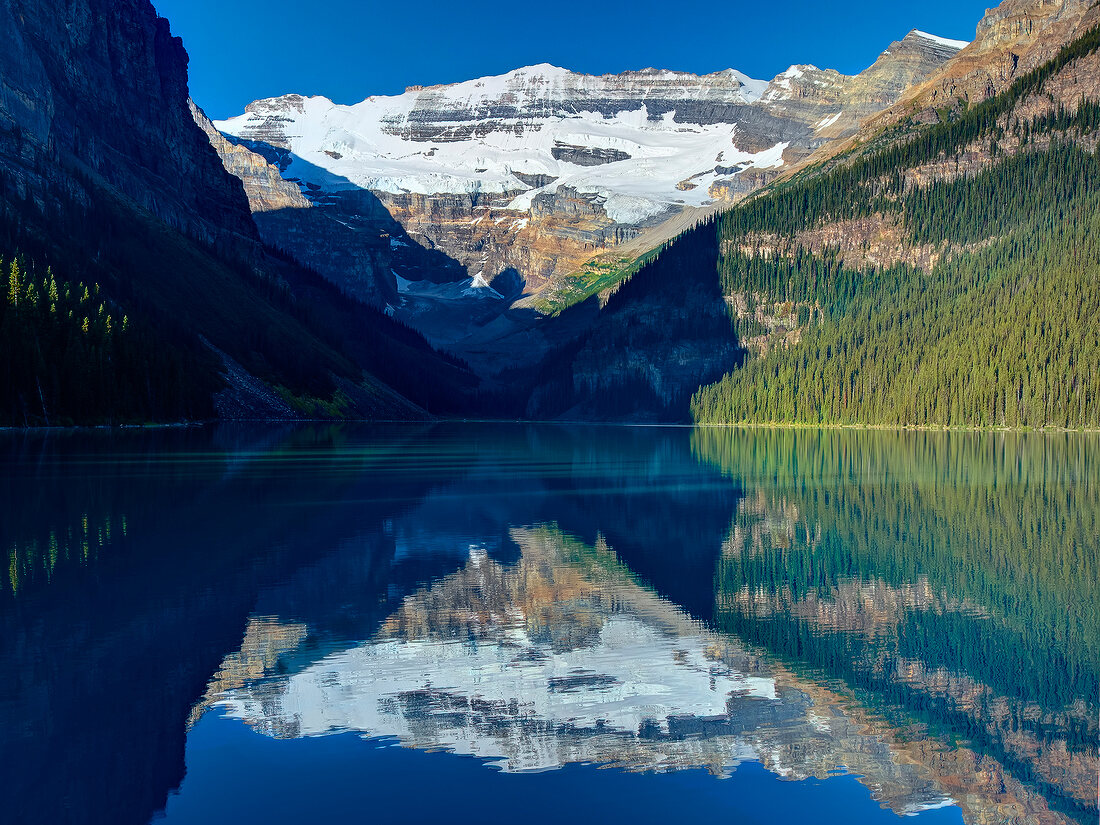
[202,32,964,370]
[0,0,1097,428]
[1,5,1097,825]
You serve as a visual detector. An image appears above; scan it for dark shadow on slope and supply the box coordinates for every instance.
[0,168,360,412]
[525,218,745,423]
[223,137,470,302]
[223,139,542,395]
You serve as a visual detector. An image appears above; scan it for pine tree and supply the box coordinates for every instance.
[8,258,21,308]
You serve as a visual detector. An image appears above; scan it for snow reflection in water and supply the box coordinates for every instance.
[208,530,957,816]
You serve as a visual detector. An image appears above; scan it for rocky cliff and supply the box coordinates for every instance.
[806,0,1100,167]
[933,0,1094,100]
[0,0,256,251]
[755,31,970,146]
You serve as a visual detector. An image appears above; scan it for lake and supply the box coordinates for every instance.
[1,424,1096,825]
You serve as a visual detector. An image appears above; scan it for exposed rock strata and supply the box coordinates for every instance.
[802,0,1100,170]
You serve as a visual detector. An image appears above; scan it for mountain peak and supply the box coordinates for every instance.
[403,63,574,95]
[907,29,971,50]
[515,62,572,75]
[243,92,331,116]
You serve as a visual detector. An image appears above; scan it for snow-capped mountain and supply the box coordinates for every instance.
[217,65,779,225]
[202,31,965,366]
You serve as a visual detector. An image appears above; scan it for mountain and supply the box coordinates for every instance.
[533,6,1100,426]
[0,0,256,252]
[3,0,1092,428]
[207,34,963,368]
[0,0,480,425]
[802,0,1099,171]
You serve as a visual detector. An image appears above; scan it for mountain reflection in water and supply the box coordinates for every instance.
[1,425,1095,825]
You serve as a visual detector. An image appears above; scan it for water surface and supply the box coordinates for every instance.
[1,425,1095,824]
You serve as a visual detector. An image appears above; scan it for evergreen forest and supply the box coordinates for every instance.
[687,27,1100,428]
[0,253,217,425]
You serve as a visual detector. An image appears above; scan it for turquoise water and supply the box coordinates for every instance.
[1,424,1095,824]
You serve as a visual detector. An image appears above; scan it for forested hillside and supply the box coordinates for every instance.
[683,25,1100,428]
[692,427,1098,821]
[0,253,215,425]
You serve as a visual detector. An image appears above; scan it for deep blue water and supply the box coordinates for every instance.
[1,424,1095,825]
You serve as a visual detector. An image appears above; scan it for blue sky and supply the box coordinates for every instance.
[154,0,993,120]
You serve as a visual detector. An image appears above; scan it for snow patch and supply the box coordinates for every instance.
[602,194,668,224]
[764,65,816,101]
[393,271,416,294]
[217,65,794,235]
[901,797,960,816]
[466,271,504,298]
[731,70,769,103]
[912,30,970,50]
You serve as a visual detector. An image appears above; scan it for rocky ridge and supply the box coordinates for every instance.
[800,0,1100,170]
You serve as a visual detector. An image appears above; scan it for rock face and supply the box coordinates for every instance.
[205,41,962,354]
[817,0,1100,162]
[757,32,971,142]
[966,0,1093,78]
[0,0,257,252]
[0,0,471,421]
[190,101,310,214]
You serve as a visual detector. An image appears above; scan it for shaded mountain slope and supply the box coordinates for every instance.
[0,0,480,425]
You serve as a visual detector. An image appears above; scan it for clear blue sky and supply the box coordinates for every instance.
[153,0,993,120]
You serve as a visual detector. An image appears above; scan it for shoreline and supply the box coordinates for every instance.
[2,418,1100,435]
[689,421,1100,434]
